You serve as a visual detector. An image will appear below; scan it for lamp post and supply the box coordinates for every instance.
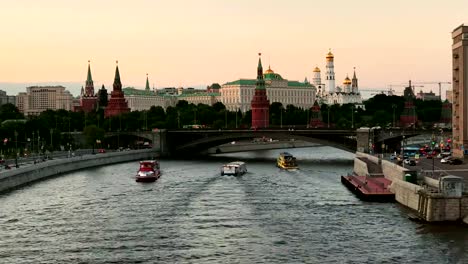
[50,128,53,151]
[235,109,238,128]
[225,110,228,128]
[177,111,180,128]
[351,105,355,129]
[194,109,197,125]
[14,130,18,168]
[280,106,283,128]
[327,105,330,128]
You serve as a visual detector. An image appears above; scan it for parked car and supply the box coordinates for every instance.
[389,154,397,160]
[448,158,463,165]
[98,149,106,153]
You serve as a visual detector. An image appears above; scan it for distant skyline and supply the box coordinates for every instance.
[1,0,466,98]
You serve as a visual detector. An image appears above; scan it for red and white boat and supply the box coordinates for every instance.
[136,160,161,182]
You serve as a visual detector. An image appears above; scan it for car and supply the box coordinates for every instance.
[389,154,397,160]
[448,158,463,165]
[426,154,433,159]
[403,159,416,166]
[98,149,106,153]
[441,157,452,164]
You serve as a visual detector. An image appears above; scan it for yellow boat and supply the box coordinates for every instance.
[277,152,298,170]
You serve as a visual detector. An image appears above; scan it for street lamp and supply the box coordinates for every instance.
[280,106,283,128]
[351,105,355,129]
[50,128,53,151]
[225,110,228,128]
[14,130,18,168]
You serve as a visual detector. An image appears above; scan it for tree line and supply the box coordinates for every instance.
[0,94,447,157]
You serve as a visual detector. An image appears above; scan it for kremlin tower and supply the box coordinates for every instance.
[325,50,335,93]
[104,61,130,118]
[80,61,98,113]
[351,68,359,93]
[400,80,418,127]
[251,53,270,128]
[309,100,324,128]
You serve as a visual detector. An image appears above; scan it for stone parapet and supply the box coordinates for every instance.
[0,149,156,193]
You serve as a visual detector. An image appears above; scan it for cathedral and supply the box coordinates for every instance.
[314,50,363,105]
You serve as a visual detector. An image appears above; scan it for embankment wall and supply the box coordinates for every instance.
[0,149,156,193]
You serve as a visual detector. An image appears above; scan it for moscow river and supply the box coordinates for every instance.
[0,146,466,263]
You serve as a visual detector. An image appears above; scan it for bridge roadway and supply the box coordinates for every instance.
[163,128,358,156]
[67,128,431,157]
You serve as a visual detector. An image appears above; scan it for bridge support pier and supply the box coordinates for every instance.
[356,128,371,154]
[158,129,170,157]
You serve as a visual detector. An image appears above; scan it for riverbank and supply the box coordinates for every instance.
[0,149,157,193]
[354,152,468,224]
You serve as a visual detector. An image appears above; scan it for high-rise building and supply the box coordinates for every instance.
[251,54,270,128]
[0,90,16,106]
[451,24,468,157]
[16,86,73,116]
[104,62,130,118]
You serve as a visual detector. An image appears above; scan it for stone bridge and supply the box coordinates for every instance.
[66,128,426,157]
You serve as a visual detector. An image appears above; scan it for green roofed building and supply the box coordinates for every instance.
[221,65,316,112]
[123,75,220,110]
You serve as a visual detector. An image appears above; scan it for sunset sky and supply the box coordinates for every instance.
[1,0,466,97]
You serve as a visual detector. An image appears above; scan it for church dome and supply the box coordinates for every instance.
[343,76,351,85]
[264,66,274,74]
[326,51,334,60]
[313,67,320,73]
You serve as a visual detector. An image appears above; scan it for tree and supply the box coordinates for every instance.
[83,125,105,153]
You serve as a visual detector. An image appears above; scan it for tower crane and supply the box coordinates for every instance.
[411,81,451,99]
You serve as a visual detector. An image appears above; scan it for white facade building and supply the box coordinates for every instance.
[16,86,73,116]
[220,66,316,112]
[316,51,363,106]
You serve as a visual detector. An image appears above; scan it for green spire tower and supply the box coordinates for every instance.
[145,73,150,91]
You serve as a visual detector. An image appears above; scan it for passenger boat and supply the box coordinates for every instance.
[136,160,161,182]
[221,161,247,176]
[277,152,298,170]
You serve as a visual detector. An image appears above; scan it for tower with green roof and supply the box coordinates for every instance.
[80,60,98,113]
[251,53,270,128]
[104,61,130,118]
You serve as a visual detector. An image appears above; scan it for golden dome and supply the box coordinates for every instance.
[313,66,320,72]
[343,76,351,85]
[326,50,334,60]
[264,65,274,74]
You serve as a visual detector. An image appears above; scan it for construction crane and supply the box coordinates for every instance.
[359,88,400,96]
[411,81,451,98]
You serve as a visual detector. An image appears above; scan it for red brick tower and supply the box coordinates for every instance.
[309,100,324,128]
[400,80,418,127]
[80,60,98,113]
[251,53,270,128]
[104,61,130,118]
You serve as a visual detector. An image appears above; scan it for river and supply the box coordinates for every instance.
[0,146,466,263]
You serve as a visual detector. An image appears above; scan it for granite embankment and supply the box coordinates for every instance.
[0,149,156,193]
[354,152,468,224]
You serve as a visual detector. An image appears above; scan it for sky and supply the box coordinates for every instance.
[0,0,466,98]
